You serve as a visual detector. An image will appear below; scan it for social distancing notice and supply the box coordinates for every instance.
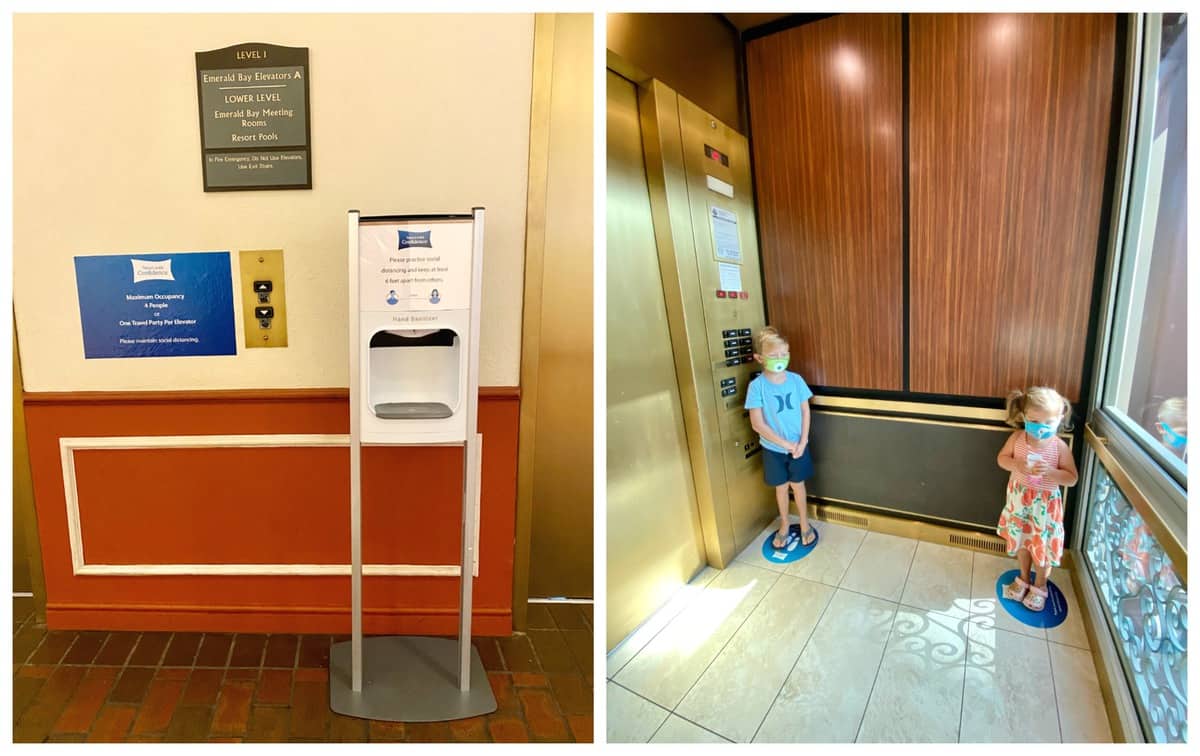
[74,251,236,358]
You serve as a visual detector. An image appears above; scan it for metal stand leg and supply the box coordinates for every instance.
[458,433,482,690]
[350,436,363,692]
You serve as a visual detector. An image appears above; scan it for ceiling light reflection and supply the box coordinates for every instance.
[834,46,865,88]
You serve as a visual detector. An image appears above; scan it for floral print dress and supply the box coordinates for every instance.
[996,433,1065,568]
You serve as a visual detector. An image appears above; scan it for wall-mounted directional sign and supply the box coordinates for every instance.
[196,42,311,191]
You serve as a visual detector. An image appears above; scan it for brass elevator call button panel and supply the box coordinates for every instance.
[239,249,288,348]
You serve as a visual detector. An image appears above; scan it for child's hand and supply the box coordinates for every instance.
[792,440,807,458]
[1032,460,1050,476]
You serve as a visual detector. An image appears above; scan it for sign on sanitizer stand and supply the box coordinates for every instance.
[329,209,496,722]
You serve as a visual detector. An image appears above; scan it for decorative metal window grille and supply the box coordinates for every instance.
[1083,463,1187,742]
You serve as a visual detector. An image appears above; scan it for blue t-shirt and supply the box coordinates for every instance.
[744,371,814,453]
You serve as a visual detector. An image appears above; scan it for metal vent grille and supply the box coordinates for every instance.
[949,533,1006,554]
[822,509,869,528]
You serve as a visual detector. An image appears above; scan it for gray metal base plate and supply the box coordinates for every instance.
[329,636,496,722]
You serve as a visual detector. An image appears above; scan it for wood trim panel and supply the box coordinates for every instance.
[24,386,520,404]
[909,13,1115,400]
[24,392,520,635]
[60,436,480,576]
[746,14,905,391]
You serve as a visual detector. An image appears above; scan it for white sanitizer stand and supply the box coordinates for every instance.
[329,208,497,722]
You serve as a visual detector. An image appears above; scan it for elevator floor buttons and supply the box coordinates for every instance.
[760,523,819,564]
[995,569,1068,629]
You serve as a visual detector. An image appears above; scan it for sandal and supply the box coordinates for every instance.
[772,528,791,549]
[1002,576,1030,602]
[1023,584,1048,612]
[800,526,816,547]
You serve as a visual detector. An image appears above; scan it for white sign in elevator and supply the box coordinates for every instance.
[710,205,742,262]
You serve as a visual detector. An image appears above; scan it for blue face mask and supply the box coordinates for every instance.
[1158,422,1187,448]
[1024,420,1056,440]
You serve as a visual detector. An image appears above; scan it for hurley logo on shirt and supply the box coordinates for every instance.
[774,394,794,412]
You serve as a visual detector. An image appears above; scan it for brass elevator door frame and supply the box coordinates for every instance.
[522,14,595,601]
[13,314,47,618]
[606,68,707,650]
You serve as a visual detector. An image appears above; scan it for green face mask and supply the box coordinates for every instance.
[764,356,789,373]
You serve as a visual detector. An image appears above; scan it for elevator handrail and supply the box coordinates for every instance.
[1084,422,1186,583]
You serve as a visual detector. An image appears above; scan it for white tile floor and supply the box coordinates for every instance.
[607,517,1113,744]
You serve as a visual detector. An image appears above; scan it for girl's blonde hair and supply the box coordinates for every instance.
[1158,397,1187,430]
[755,326,788,355]
[1005,386,1073,431]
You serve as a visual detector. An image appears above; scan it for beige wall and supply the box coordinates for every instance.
[607,13,743,130]
[14,14,533,391]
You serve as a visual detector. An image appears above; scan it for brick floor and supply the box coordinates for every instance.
[12,599,593,743]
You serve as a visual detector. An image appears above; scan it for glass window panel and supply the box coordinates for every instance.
[1103,14,1187,484]
[1083,461,1187,743]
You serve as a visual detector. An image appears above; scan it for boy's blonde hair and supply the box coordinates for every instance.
[1005,386,1073,431]
[756,326,788,355]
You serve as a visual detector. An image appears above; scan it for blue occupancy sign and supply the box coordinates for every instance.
[995,569,1068,629]
[74,252,237,358]
[760,523,819,564]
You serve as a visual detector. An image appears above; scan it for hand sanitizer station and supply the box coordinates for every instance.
[330,208,496,721]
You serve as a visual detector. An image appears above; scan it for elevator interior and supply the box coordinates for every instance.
[608,11,1181,746]
[608,11,1123,654]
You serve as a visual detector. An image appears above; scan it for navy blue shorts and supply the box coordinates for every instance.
[762,446,814,486]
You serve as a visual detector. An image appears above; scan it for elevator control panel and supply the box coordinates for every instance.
[639,80,774,560]
[675,93,773,554]
[239,249,288,348]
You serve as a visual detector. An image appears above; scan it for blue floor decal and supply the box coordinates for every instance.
[995,569,1068,629]
[760,523,819,564]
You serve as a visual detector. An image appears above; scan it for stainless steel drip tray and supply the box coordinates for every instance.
[373,402,453,419]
